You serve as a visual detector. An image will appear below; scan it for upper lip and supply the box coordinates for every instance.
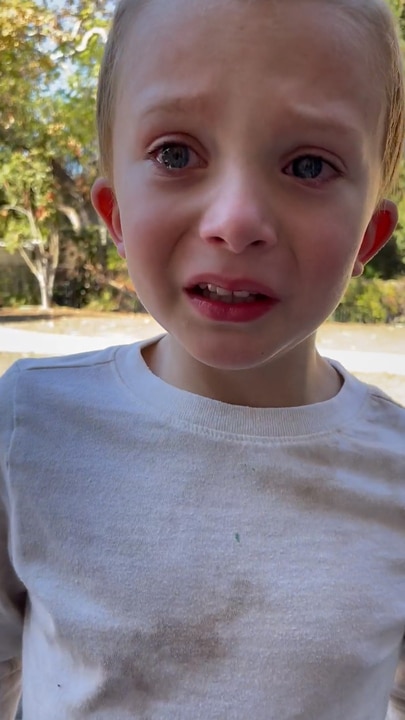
[185,274,278,297]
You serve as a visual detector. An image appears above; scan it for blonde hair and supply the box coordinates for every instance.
[96,0,404,197]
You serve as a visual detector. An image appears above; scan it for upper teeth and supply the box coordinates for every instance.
[200,283,252,298]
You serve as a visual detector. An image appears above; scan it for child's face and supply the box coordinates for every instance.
[93,0,397,376]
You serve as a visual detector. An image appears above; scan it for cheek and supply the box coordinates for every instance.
[119,206,172,264]
[119,181,192,251]
[295,213,364,292]
[116,197,189,304]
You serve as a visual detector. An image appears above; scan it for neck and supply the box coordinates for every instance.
[143,334,342,408]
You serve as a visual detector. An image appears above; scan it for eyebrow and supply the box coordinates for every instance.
[134,93,371,144]
[278,105,365,141]
[135,93,212,120]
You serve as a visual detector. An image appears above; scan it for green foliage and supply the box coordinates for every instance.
[0,151,56,246]
[387,0,404,18]
[84,290,126,313]
[0,0,113,307]
[0,0,405,310]
[365,0,405,278]
[334,278,405,324]
[105,244,128,273]
[0,264,39,307]
[394,179,405,271]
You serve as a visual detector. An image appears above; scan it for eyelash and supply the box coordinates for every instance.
[148,143,340,184]
[148,142,201,172]
[283,155,340,184]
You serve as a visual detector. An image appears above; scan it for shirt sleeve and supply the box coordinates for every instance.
[0,364,27,720]
[390,637,405,717]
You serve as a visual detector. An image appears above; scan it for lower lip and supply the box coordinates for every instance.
[186,292,278,323]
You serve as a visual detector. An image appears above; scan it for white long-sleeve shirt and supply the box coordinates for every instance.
[0,339,404,719]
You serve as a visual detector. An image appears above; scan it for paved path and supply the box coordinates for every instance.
[0,326,404,375]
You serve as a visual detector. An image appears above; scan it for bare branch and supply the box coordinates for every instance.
[49,231,60,271]
[2,205,43,243]
[57,204,82,233]
[19,247,40,279]
[83,263,136,299]
[70,20,82,41]
[76,27,107,52]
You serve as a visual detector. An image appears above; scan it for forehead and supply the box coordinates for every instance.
[115,0,384,141]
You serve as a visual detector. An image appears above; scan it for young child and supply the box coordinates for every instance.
[1,0,405,718]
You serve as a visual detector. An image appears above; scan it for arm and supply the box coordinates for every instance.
[0,501,26,720]
[0,366,26,720]
[0,660,23,720]
[389,638,405,719]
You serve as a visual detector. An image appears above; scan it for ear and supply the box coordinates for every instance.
[352,200,398,277]
[91,178,126,258]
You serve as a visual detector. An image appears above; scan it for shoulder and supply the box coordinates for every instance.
[0,343,147,424]
[0,342,141,383]
[364,382,405,446]
[332,360,404,413]
[1,345,113,401]
[0,343,154,485]
[362,379,405,425]
[335,363,405,450]
[366,382,405,412]
[8,344,122,375]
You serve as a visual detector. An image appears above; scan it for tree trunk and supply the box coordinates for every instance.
[19,231,59,310]
[37,275,51,310]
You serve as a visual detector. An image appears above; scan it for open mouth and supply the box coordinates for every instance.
[189,283,268,304]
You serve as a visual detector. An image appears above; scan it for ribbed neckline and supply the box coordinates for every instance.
[114,336,369,440]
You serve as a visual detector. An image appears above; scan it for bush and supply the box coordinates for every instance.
[0,265,39,307]
[333,278,405,324]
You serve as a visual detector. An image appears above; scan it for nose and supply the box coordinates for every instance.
[198,170,277,253]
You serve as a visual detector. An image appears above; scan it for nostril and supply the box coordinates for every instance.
[206,237,266,248]
[207,236,227,245]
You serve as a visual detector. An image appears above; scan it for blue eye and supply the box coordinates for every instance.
[284,154,339,184]
[156,144,190,170]
[292,156,324,179]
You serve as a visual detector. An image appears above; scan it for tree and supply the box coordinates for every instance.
[0,0,112,308]
[1,0,404,310]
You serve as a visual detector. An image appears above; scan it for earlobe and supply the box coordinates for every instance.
[352,200,398,277]
[91,178,126,258]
